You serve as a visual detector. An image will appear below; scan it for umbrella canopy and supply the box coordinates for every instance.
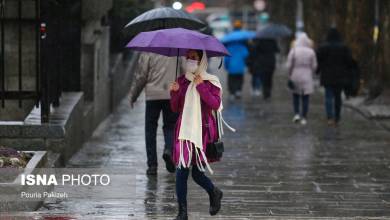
[199,25,213,36]
[220,30,256,44]
[126,28,230,57]
[125,7,206,37]
[256,23,293,39]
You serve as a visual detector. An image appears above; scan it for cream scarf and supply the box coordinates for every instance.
[178,51,235,174]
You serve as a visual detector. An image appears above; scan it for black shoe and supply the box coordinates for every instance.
[175,203,188,220]
[209,187,223,216]
[163,151,176,173]
[146,166,157,176]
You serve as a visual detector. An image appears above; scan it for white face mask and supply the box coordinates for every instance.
[185,59,199,73]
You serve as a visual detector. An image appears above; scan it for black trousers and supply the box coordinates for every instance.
[325,86,343,122]
[145,100,178,167]
[228,74,244,95]
[260,71,274,99]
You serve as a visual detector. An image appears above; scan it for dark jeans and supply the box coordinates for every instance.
[293,94,310,118]
[176,166,214,205]
[325,86,343,122]
[260,71,273,99]
[252,74,262,90]
[228,74,243,95]
[145,100,178,168]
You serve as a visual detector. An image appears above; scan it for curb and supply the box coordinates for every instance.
[344,103,390,132]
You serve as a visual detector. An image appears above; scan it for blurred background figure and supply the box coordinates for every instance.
[286,33,317,125]
[207,13,232,40]
[343,58,361,100]
[224,20,250,100]
[316,28,354,127]
[246,40,262,97]
[249,38,279,100]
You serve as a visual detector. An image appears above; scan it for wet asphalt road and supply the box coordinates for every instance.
[8,65,390,219]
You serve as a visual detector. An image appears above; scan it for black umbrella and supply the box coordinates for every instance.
[124,7,206,37]
[199,25,213,36]
[256,23,293,39]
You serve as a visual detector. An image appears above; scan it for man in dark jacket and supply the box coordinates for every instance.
[247,39,279,100]
[317,28,354,126]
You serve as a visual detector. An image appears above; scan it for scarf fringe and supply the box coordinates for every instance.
[218,111,236,133]
[199,148,213,174]
[195,147,203,171]
[186,140,192,167]
[177,139,214,174]
[178,140,187,169]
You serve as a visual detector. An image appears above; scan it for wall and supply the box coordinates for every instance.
[80,0,112,136]
[0,0,138,165]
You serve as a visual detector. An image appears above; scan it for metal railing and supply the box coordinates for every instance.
[0,0,60,123]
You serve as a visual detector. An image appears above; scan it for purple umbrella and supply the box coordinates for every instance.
[126,28,230,57]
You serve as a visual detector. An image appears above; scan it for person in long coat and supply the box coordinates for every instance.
[170,49,223,220]
[286,33,317,125]
[317,28,354,126]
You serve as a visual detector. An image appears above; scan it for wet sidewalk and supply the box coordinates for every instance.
[7,67,390,219]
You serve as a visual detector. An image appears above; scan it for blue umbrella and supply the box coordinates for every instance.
[220,30,256,44]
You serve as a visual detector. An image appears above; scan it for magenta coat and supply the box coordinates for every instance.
[170,75,221,166]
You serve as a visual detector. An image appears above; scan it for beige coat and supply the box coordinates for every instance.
[286,34,317,95]
[129,52,184,102]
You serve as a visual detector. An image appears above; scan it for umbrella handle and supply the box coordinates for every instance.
[218,57,223,69]
[175,48,179,80]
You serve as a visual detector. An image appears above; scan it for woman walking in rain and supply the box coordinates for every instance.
[170,49,223,220]
[287,33,317,125]
[317,28,354,127]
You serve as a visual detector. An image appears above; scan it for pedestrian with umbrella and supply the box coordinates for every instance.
[126,7,206,176]
[127,27,232,220]
[223,20,250,100]
[128,52,183,175]
[249,38,280,100]
[252,23,290,100]
[221,27,257,97]
[170,49,223,220]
